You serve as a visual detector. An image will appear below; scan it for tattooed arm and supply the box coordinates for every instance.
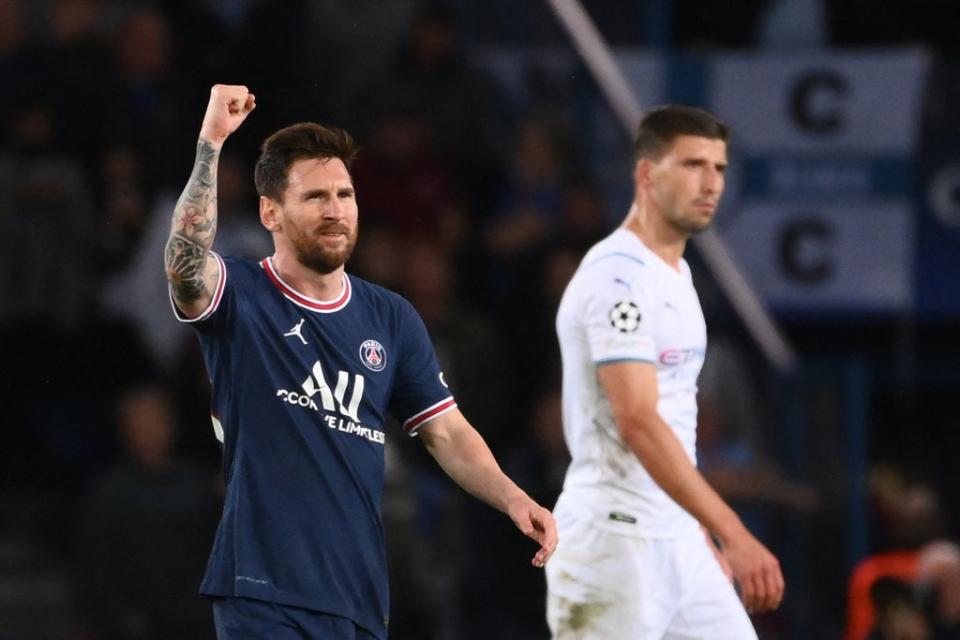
[165,85,256,318]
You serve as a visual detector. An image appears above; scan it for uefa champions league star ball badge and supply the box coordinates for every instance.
[609,301,642,333]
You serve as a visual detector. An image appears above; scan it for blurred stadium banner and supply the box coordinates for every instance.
[918,137,960,316]
[545,0,798,373]
[479,17,935,322]
[712,51,929,316]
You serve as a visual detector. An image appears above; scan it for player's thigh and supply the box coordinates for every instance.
[664,535,757,640]
[546,522,666,639]
[212,596,376,640]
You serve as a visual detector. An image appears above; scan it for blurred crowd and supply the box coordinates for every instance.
[1,1,959,639]
[0,2,611,637]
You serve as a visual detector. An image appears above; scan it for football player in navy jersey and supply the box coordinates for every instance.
[164,84,558,640]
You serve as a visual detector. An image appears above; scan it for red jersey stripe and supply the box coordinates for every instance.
[404,397,458,433]
[260,257,351,312]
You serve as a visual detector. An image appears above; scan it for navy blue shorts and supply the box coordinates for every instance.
[211,597,382,640]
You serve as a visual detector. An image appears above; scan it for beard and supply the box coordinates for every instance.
[668,204,716,235]
[677,215,714,235]
[289,221,359,274]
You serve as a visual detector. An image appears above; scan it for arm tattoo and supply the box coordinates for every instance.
[165,234,208,301]
[165,140,220,301]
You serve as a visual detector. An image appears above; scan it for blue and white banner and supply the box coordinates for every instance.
[707,50,930,315]
[712,51,929,153]
[477,48,937,316]
[916,141,960,316]
[716,200,914,313]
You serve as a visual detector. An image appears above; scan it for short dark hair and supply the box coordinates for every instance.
[254,123,360,201]
[633,105,729,161]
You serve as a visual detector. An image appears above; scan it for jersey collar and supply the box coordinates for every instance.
[260,257,352,313]
[617,229,689,279]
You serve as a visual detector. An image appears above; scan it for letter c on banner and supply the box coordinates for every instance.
[790,70,849,135]
[778,217,834,284]
[929,163,960,228]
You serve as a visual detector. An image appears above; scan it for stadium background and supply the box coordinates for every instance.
[1,0,959,637]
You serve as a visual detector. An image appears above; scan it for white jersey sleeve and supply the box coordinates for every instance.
[583,267,656,366]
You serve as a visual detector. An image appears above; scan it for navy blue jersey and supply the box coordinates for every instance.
[172,253,456,638]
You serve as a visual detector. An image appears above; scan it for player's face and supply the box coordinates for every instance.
[643,135,727,235]
[274,157,359,274]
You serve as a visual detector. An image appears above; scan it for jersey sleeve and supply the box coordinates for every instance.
[582,265,656,365]
[388,300,457,436]
[168,251,232,332]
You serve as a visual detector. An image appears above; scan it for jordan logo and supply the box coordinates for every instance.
[284,318,308,345]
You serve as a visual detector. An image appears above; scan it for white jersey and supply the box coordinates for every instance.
[555,228,706,537]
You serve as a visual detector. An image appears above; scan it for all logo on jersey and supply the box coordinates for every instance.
[609,300,642,333]
[359,339,386,372]
[275,361,385,444]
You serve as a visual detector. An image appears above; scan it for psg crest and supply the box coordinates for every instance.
[359,339,387,372]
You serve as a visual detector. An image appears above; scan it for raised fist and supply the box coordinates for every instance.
[199,84,256,145]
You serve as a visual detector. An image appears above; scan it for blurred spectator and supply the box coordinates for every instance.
[105,4,195,190]
[697,396,818,512]
[484,115,571,265]
[867,576,932,640]
[697,334,819,523]
[2,0,117,164]
[0,0,28,126]
[557,179,610,252]
[458,386,567,640]
[100,151,270,372]
[916,541,960,638]
[697,332,767,452]
[480,113,587,317]
[495,242,580,394]
[0,0,26,56]
[486,176,603,389]
[351,106,465,248]
[349,224,405,292]
[46,0,115,159]
[511,386,569,511]
[382,436,453,640]
[205,151,273,260]
[354,2,507,216]
[849,550,923,640]
[75,384,219,640]
[93,143,154,274]
[848,467,956,640]
[848,540,960,640]
[398,241,513,442]
[0,98,97,329]
[383,240,514,639]
[870,465,946,551]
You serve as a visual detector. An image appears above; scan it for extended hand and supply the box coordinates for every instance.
[506,495,558,568]
[199,84,256,145]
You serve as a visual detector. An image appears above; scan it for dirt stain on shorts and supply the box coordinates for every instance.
[561,599,609,633]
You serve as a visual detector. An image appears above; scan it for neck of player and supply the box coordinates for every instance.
[272,251,346,300]
[624,203,688,272]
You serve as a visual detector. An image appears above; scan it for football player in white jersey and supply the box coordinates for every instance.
[546,105,784,639]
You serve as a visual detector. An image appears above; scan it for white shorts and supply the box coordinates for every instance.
[546,518,756,639]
